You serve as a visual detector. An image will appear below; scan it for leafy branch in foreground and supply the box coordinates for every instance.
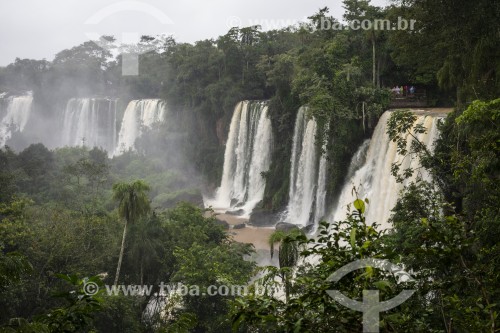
[232,198,417,332]
[386,110,435,182]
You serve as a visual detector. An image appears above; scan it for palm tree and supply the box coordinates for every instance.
[112,180,151,286]
[268,228,305,303]
[341,59,361,83]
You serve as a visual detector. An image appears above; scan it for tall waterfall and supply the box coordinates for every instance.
[0,94,33,147]
[61,98,118,153]
[286,107,328,226]
[114,99,166,155]
[212,101,273,217]
[331,111,441,229]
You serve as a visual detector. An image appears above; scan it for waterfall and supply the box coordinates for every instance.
[286,107,328,226]
[314,139,328,225]
[0,94,33,147]
[114,99,166,155]
[331,111,441,229]
[212,101,273,217]
[61,98,118,154]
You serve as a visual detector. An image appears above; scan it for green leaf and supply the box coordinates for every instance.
[360,266,374,279]
[350,228,357,248]
[374,280,393,292]
[294,318,303,333]
[353,199,365,213]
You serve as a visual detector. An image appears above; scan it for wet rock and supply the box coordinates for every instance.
[214,218,229,229]
[225,209,245,216]
[249,210,279,227]
[301,224,315,234]
[275,222,299,232]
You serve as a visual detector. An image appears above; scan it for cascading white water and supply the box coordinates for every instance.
[61,98,118,154]
[331,111,441,229]
[243,103,274,213]
[0,94,33,147]
[211,101,273,217]
[314,138,328,225]
[114,99,166,156]
[286,107,328,226]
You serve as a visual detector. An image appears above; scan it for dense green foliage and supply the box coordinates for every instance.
[387,0,500,105]
[0,0,498,331]
[0,145,255,332]
[232,203,410,332]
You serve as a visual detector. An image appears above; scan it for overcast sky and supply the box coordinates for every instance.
[0,0,388,66]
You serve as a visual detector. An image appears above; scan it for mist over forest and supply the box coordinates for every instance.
[0,0,499,332]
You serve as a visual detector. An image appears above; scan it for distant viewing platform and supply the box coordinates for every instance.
[389,87,428,108]
[387,107,453,118]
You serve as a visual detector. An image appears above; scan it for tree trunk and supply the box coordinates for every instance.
[372,33,376,87]
[456,86,462,108]
[114,219,128,286]
[377,55,382,88]
[140,260,143,286]
[284,273,290,304]
[362,102,366,134]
